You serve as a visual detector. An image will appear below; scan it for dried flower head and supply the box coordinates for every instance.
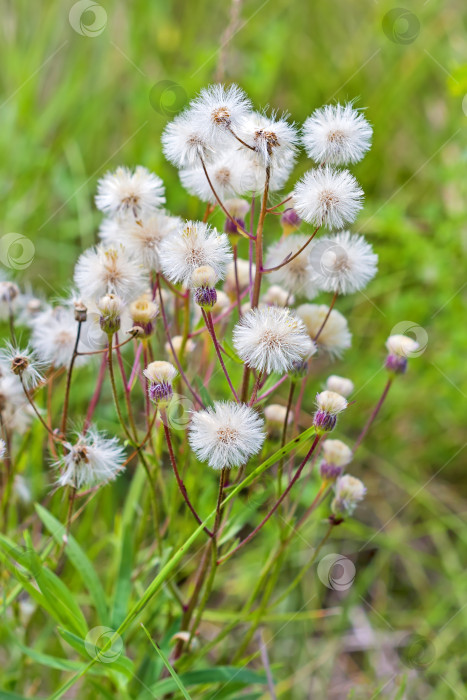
[332,474,366,516]
[309,231,377,294]
[144,361,178,405]
[57,430,126,488]
[95,166,165,220]
[188,401,265,469]
[302,103,373,165]
[159,221,232,288]
[313,390,348,432]
[74,244,148,303]
[233,306,316,374]
[130,296,159,337]
[265,235,319,300]
[0,343,45,391]
[293,166,363,230]
[296,304,351,358]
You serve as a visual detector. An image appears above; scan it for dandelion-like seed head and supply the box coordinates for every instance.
[57,430,126,489]
[296,304,351,358]
[309,231,378,295]
[326,375,354,397]
[265,235,319,300]
[0,343,45,391]
[302,103,373,165]
[188,401,265,469]
[74,244,149,304]
[293,166,364,230]
[95,166,165,220]
[233,306,316,375]
[238,111,298,169]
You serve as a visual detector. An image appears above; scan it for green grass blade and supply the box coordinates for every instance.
[140,623,192,700]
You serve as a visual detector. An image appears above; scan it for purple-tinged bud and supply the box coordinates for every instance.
[385,353,407,374]
[320,462,343,481]
[149,381,173,404]
[144,361,178,407]
[313,410,337,433]
[385,334,419,375]
[130,297,159,338]
[98,294,124,335]
[191,265,218,310]
[281,207,301,235]
[224,217,245,236]
[194,286,217,309]
[313,391,348,434]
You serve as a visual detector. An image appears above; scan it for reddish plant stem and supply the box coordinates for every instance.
[262,226,320,274]
[218,434,321,564]
[61,321,82,435]
[199,157,254,239]
[83,351,107,433]
[266,195,293,213]
[157,278,205,409]
[232,243,242,319]
[313,291,338,343]
[251,166,270,308]
[161,411,212,537]
[353,377,393,453]
[127,342,143,392]
[254,375,288,404]
[188,285,251,338]
[202,310,239,402]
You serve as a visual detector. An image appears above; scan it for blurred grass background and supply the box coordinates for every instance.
[1,0,467,696]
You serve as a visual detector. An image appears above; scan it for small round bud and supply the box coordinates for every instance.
[224,216,245,238]
[320,439,352,482]
[11,355,30,377]
[313,390,348,434]
[128,325,146,339]
[325,375,354,397]
[280,207,301,235]
[0,281,20,304]
[191,265,218,289]
[331,475,366,517]
[385,334,419,375]
[264,404,292,437]
[224,198,250,219]
[97,294,124,334]
[130,297,159,338]
[289,359,309,379]
[74,299,87,323]
[143,360,178,406]
[320,462,343,481]
[263,285,292,307]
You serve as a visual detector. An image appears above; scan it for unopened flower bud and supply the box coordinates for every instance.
[385,334,419,375]
[130,297,159,337]
[74,299,87,323]
[289,359,309,379]
[319,439,352,481]
[280,207,301,235]
[331,474,366,517]
[263,285,292,307]
[143,361,178,406]
[313,391,348,433]
[264,404,292,437]
[97,294,124,334]
[192,265,218,310]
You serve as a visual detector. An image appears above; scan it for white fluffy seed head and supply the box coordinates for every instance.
[143,361,178,384]
[100,212,182,273]
[265,235,319,300]
[293,166,364,230]
[264,403,292,426]
[159,221,232,288]
[95,166,165,220]
[225,258,253,296]
[322,439,353,467]
[316,390,348,414]
[296,304,351,358]
[262,285,291,307]
[302,103,373,165]
[326,375,354,397]
[57,430,126,489]
[332,474,366,516]
[188,83,252,145]
[97,293,124,317]
[233,306,316,374]
[309,231,378,294]
[162,111,215,168]
[0,343,45,391]
[386,334,419,357]
[237,111,298,169]
[188,401,265,469]
[74,245,149,303]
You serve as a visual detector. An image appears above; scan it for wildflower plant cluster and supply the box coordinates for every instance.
[0,84,419,696]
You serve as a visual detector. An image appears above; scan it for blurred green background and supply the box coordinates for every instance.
[1,0,466,696]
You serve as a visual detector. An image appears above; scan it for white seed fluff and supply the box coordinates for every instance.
[162,110,215,168]
[296,304,352,358]
[233,306,316,374]
[316,390,348,414]
[0,343,45,391]
[31,306,105,367]
[322,439,353,467]
[95,166,165,220]
[180,150,252,202]
[309,231,378,294]
[188,83,252,146]
[188,401,265,469]
[293,166,364,230]
[159,221,232,288]
[265,234,319,300]
[237,111,298,169]
[386,334,420,357]
[302,103,373,165]
[334,474,366,515]
[74,245,149,303]
[325,375,354,397]
[57,430,126,488]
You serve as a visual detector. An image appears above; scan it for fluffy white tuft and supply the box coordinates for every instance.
[233,306,316,374]
[293,166,363,230]
[309,231,378,294]
[188,401,265,469]
[56,430,126,488]
[296,304,352,358]
[95,166,165,220]
[265,235,319,300]
[74,244,149,303]
[237,111,298,169]
[302,103,372,165]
